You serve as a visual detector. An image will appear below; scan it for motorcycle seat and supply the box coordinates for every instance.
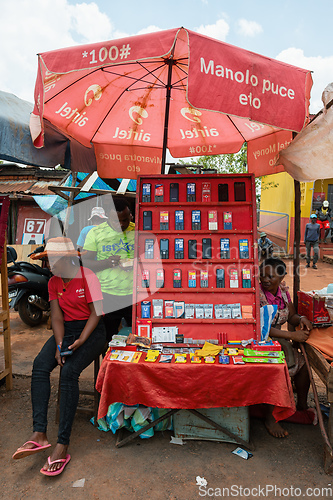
[16,261,51,277]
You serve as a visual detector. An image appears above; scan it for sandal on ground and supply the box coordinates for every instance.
[40,454,71,476]
[12,441,51,460]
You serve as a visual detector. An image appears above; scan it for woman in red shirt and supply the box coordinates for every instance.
[12,237,106,476]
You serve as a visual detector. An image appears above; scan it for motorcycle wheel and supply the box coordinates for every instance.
[17,295,44,326]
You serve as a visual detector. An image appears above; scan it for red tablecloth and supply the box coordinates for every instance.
[96,354,296,421]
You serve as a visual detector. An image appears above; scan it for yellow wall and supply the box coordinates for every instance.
[260,174,333,252]
[260,172,294,216]
[260,174,331,218]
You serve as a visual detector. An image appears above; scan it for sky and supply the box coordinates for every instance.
[1,0,333,114]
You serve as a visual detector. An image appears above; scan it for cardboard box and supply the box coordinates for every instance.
[297,291,331,325]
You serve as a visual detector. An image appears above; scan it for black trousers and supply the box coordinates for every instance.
[102,293,133,343]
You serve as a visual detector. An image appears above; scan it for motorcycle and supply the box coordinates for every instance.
[7,245,51,326]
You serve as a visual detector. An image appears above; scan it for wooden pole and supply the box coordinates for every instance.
[0,234,13,390]
[63,172,77,236]
[293,179,301,308]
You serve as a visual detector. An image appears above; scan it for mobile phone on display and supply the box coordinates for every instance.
[170,183,179,202]
[173,269,182,288]
[160,211,169,230]
[202,238,212,259]
[188,270,196,288]
[218,183,229,202]
[175,210,184,230]
[175,238,184,259]
[155,184,164,202]
[142,183,151,202]
[187,182,196,202]
[145,239,154,259]
[234,181,246,201]
[192,210,201,230]
[160,239,169,259]
[60,335,75,357]
[156,269,165,288]
[188,239,197,259]
[200,270,209,288]
[142,270,150,288]
[202,182,211,202]
[216,268,225,288]
[143,211,152,231]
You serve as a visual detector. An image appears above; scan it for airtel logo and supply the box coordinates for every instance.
[127,106,203,124]
[84,85,103,106]
[180,108,202,123]
[129,106,148,124]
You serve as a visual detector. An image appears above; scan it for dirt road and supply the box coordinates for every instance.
[1,259,332,499]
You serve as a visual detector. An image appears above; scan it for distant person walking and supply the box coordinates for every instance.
[76,207,108,251]
[258,232,273,260]
[316,200,331,243]
[304,214,320,269]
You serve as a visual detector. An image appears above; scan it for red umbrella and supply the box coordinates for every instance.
[30,27,312,178]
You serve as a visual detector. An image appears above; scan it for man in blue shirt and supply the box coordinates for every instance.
[304,214,320,269]
[258,232,273,260]
[76,207,108,250]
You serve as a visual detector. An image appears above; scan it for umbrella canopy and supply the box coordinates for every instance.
[278,83,333,182]
[30,27,312,179]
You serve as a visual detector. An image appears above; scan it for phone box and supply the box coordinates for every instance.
[251,340,281,351]
[297,290,331,325]
[136,319,152,338]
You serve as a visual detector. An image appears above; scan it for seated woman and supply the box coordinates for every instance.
[12,237,106,476]
[259,257,313,438]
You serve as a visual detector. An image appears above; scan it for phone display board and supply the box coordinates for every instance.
[133,174,260,342]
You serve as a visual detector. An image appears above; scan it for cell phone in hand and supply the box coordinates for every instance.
[60,335,75,356]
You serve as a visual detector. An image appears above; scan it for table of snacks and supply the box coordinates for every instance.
[96,350,296,423]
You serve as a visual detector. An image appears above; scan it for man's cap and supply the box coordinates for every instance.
[260,232,267,237]
[323,200,329,207]
[88,207,108,221]
[310,214,317,219]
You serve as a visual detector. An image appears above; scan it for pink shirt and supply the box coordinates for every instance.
[48,267,103,321]
[259,283,291,310]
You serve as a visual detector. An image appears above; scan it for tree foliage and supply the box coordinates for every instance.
[179,144,247,173]
[178,143,279,207]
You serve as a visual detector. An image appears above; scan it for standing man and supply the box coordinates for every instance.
[83,198,135,342]
[258,232,274,260]
[304,214,320,269]
[316,200,331,243]
[76,207,108,251]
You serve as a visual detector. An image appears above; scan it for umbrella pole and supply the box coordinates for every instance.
[161,59,174,175]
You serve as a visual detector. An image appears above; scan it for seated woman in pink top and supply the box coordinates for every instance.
[12,237,106,476]
[260,257,313,438]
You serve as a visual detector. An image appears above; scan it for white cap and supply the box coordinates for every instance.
[88,207,108,220]
[323,200,329,207]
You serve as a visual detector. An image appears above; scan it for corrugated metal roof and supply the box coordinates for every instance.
[25,180,60,195]
[0,179,60,195]
[0,180,35,193]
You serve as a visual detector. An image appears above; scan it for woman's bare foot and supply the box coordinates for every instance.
[41,444,69,474]
[17,432,50,450]
[264,415,289,438]
[12,432,51,459]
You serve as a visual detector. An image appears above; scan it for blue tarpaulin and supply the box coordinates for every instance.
[33,172,116,221]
